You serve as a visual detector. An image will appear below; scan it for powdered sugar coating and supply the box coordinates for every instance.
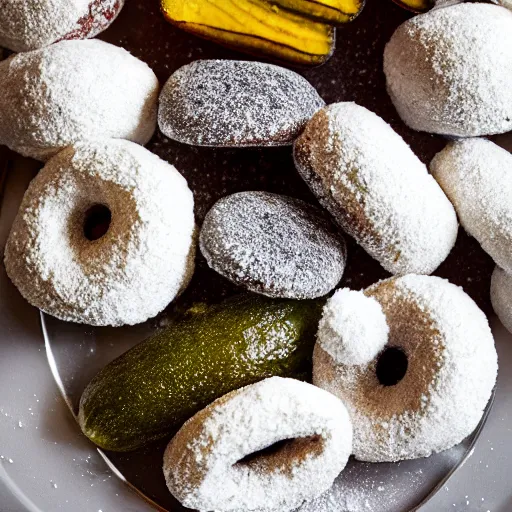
[431,138,512,274]
[317,288,389,366]
[0,39,158,161]
[158,60,325,147]
[491,266,512,335]
[199,191,346,299]
[0,0,125,53]
[5,139,195,327]
[384,3,512,137]
[294,102,458,276]
[314,275,497,462]
[163,377,352,512]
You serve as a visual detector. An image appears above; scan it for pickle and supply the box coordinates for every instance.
[274,0,364,24]
[79,295,323,451]
[161,0,335,66]
[391,0,433,13]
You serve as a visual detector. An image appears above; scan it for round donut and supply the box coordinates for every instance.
[313,275,497,462]
[199,191,346,299]
[5,139,195,327]
[0,39,158,161]
[431,138,512,274]
[293,102,458,276]
[491,266,512,335]
[384,3,512,137]
[163,377,352,512]
[0,0,125,53]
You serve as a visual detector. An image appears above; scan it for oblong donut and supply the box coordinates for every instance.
[163,377,352,512]
[314,275,497,462]
[0,39,158,161]
[431,138,512,274]
[4,139,195,327]
[293,102,458,276]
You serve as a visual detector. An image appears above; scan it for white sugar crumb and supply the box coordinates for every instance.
[0,0,124,53]
[200,191,346,299]
[0,39,158,161]
[384,3,512,137]
[317,288,389,366]
[294,102,458,276]
[5,139,196,327]
[491,266,512,335]
[159,59,325,147]
[164,378,352,512]
[431,138,512,274]
[314,275,497,463]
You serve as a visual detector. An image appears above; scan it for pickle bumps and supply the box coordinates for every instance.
[161,0,336,66]
[79,295,323,451]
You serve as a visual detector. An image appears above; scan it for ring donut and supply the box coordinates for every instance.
[5,139,195,327]
[163,377,352,512]
[313,275,497,462]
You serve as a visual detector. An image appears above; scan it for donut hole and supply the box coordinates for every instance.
[83,204,112,241]
[376,347,408,387]
[235,435,323,470]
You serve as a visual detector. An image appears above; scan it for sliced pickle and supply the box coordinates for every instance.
[273,0,364,24]
[391,0,434,13]
[161,0,335,66]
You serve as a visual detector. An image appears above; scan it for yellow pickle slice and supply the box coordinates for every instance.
[161,0,336,66]
[273,0,365,24]
[391,0,434,13]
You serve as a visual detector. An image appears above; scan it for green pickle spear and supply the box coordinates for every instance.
[79,295,323,452]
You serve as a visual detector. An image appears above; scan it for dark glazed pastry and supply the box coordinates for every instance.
[158,60,325,147]
[200,191,346,299]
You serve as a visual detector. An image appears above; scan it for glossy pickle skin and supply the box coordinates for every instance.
[274,0,365,24]
[79,295,323,452]
[391,0,433,13]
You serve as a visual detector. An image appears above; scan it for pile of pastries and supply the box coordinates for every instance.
[1,1,511,511]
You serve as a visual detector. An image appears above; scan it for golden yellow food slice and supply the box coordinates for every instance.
[161,0,335,66]
[273,0,364,24]
[391,0,433,13]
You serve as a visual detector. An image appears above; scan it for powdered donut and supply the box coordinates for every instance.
[314,275,497,462]
[491,266,512,335]
[431,138,512,274]
[0,39,158,161]
[158,59,325,147]
[199,191,346,299]
[384,3,512,137]
[5,139,195,327]
[294,102,458,276]
[317,288,389,366]
[0,0,125,53]
[163,377,352,512]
